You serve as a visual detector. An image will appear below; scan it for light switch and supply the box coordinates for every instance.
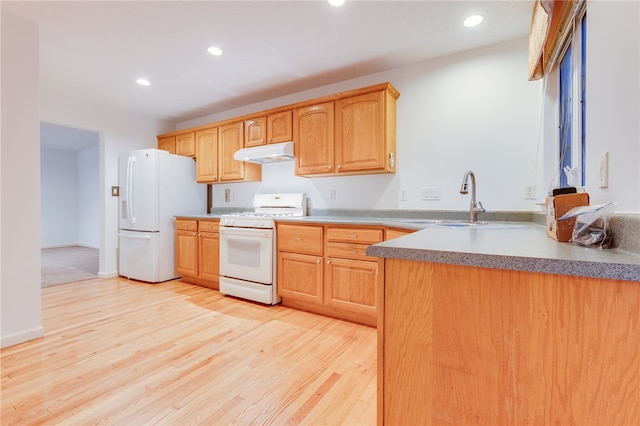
[599,152,609,189]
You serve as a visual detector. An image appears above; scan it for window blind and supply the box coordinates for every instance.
[528,0,581,81]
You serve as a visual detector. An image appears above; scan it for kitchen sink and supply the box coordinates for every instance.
[401,219,527,229]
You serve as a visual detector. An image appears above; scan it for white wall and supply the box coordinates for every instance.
[41,146,79,246]
[583,0,639,213]
[40,145,100,248]
[1,10,43,347]
[180,38,544,212]
[39,95,173,277]
[180,2,640,215]
[77,146,100,247]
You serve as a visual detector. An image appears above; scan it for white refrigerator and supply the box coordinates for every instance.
[118,149,206,283]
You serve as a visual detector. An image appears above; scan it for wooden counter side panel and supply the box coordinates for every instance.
[527,273,640,425]
[382,259,434,426]
[380,259,640,425]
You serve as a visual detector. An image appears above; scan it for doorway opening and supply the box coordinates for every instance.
[40,122,100,287]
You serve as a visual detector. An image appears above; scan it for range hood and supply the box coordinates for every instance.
[234,141,294,164]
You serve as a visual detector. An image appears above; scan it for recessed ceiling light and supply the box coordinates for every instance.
[328,0,345,6]
[207,46,223,56]
[464,15,484,27]
[136,78,150,86]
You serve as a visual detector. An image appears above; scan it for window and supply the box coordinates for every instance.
[557,9,587,188]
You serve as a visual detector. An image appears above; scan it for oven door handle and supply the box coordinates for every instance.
[219,226,273,238]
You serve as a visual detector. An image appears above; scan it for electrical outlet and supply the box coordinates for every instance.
[422,187,441,201]
[329,189,336,200]
[524,185,536,200]
[224,188,231,202]
[399,188,407,201]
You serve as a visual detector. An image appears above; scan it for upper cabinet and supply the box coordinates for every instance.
[195,127,218,183]
[194,125,261,184]
[157,135,176,154]
[219,121,261,182]
[335,89,397,174]
[294,83,399,177]
[157,82,399,183]
[267,110,293,144]
[175,131,196,157]
[244,116,266,147]
[244,110,293,147]
[294,102,335,175]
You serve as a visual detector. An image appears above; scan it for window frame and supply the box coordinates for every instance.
[556,6,587,189]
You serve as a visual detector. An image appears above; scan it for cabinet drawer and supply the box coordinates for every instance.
[278,224,323,255]
[198,220,219,232]
[176,219,197,231]
[326,227,383,244]
[386,228,415,240]
[326,242,372,261]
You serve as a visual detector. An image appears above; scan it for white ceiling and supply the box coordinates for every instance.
[4,0,534,124]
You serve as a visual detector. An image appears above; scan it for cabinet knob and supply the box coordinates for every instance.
[268,137,272,142]
[327,165,332,170]
[337,165,342,170]
[326,260,331,264]
[316,259,321,264]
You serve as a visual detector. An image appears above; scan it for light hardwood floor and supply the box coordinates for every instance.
[1,278,376,425]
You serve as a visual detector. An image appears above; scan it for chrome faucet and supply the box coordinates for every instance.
[460,170,485,223]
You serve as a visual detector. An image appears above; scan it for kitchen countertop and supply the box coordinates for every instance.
[366,222,640,282]
[275,216,640,283]
[177,213,640,282]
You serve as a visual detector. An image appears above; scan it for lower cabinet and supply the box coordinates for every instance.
[175,218,219,289]
[277,223,386,326]
[278,252,323,304]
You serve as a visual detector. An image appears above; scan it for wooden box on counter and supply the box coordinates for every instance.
[545,192,590,242]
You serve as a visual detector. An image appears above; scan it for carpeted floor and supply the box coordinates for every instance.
[41,246,99,287]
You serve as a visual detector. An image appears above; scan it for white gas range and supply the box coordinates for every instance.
[219,193,307,305]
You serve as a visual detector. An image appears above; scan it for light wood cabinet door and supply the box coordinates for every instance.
[294,102,335,176]
[278,252,324,304]
[336,90,390,173]
[158,135,176,154]
[325,257,378,319]
[267,110,292,144]
[198,231,219,283]
[195,127,218,183]
[176,229,198,277]
[244,116,266,147]
[219,121,245,181]
[176,131,196,157]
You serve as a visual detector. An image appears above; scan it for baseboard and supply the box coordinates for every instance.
[98,271,118,278]
[41,243,99,249]
[1,325,44,349]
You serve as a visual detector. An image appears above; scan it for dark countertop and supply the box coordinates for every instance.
[366,222,640,282]
[177,212,640,282]
[276,216,640,283]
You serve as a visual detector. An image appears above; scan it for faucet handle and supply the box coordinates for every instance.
[477,201,485,212]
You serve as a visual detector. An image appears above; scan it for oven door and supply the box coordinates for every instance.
[219,226,274,284]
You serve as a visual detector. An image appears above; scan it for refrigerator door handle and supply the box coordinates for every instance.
[127,156,136,224]
[119,233,152,240]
